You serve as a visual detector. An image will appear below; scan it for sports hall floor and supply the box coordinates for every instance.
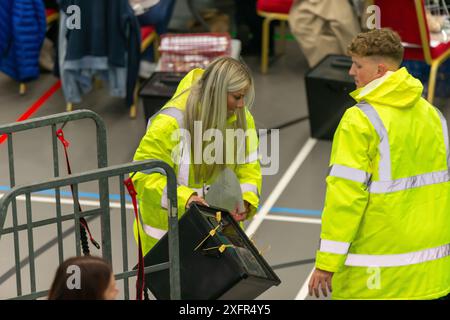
[1,19,449,301]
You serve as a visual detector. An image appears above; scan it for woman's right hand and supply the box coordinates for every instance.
[186,194,209,208]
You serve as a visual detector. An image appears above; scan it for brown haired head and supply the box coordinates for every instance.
[48,256,113,300]
[348,28,404,67]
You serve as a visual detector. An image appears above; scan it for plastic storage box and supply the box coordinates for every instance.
[158,33,232,72]
[138,72,186,123]
[305,54,356,140]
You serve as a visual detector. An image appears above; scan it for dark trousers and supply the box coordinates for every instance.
[233,0,274,56]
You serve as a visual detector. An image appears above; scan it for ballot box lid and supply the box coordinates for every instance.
[306,54,354,83]
[139,72,186,99]
[143,204,281,300]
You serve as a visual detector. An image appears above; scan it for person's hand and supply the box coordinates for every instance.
[186,194,209,208]
[308,268,333,298]
[230,201,250,222]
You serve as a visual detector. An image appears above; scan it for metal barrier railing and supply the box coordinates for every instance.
[0,160,181,300]
[0,110,109,295]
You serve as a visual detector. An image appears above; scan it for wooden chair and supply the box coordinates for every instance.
[374,0,450,104]
[45,8,59,24]
[256,0,293,74]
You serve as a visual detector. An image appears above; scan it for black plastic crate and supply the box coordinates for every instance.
[305,55,356,140]
[139,72,186,123]
[143,204,281,300]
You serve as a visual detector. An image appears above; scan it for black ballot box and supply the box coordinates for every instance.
[139,72,186,124]
[143,204,281,300]
[305,55,357,140]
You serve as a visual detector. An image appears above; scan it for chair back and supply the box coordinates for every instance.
[374,0,432,62]
[257,0,293,14]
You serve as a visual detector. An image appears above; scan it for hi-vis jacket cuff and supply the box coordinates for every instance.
[143,223,167,240]
[320,239,351,255]
[245,151,259,163]
[240,183,259,196]
[328,164,371,185]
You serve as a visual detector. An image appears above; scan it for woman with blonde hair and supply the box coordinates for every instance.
[132,57,262,254]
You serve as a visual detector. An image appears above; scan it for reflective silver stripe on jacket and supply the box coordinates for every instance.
[143,106,187,186]
[177,140,190,186]
[144,107,187,207]
[357,102,391,181]
[328,164,371,185]
[345,243,450,267]
[245,151,259,163]
[139,167,167,175]
[320,239,351,255]
[369,170,450,194]
[192,183,258,198]
[146,107,184,131]
[142,223,167,240]
[240,183,259,196]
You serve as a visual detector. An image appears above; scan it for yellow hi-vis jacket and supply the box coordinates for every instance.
[132,69,262,255]
[316,67,450,299]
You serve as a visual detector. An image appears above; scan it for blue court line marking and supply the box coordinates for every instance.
[0,185,132,201]
[268,207,322,216]
[0,185,323,216]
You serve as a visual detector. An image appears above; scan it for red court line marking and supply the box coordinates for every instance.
[0,80,61,145]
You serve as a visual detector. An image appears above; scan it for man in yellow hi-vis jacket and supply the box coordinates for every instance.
[132,57,262,255]
[309,28,450,299]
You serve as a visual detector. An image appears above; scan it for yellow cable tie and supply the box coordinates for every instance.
[216,211,222,222]
[202,246,218,251]
[194,225,220,251]
[219,244,234,253]
[202,244,233,253]
[209,224,220,236]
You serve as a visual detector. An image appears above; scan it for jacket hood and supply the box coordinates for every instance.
[166,68,204,110]
[350,67,423,108]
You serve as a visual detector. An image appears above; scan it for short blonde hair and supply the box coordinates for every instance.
[348,28,404,66]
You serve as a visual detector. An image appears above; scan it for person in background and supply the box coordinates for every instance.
[309,28,450,300]
[40,0,59,72]
[136,0,176,77]
[234,0,275,56]
[48,256,118,300]
[288,0,361,68]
